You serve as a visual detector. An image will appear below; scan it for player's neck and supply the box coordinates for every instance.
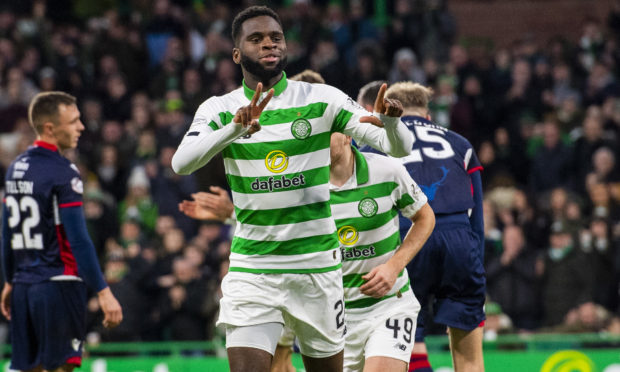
[330,148,355,187]
[402,108,429,119]
[242,72,283,91]
[36,135,61,152]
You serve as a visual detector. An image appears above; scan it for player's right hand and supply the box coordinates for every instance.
[234,82,274,134]
[1,283,12,321]
[178,186,234,222]
[98,287,123,328]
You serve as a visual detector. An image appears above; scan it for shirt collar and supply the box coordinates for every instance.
[33,140,58,152]
[402,115,431,125]
[242,72,288,100]
[352,146,369,185]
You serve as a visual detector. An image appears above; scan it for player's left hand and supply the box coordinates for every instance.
[359,83,404,127]
[360,263,399,298]
[98,287,123,328]
[1,283,12,321]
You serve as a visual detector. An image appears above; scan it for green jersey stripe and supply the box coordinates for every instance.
[345,281,410,309]
[340,231,401,261]
[235,200,332,226]
[231,232,339,256]
[229,262,341,274]
[208,121,219,131]
[227,166,329,194]
[223,132,331,161]
[259,102,328,125]
[331,108,353,133]
[219,111,234,126]
[396,193,415,210]
[330,182,398,204]
[343,269,404,288]
[335,208,399,232]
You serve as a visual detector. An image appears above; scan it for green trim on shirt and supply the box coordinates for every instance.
[243,72,288,100]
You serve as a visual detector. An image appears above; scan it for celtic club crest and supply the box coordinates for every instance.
[291,118,311,140]
[358,197,378,218]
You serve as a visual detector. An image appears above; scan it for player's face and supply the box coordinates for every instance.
[53,103,84,151]
[234,15,287,82]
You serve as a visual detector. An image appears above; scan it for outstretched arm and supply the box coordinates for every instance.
[172,84,274,175]
[361,203,435,298]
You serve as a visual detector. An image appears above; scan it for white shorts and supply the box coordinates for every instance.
[344,290,420,372]
[218,270,346,358]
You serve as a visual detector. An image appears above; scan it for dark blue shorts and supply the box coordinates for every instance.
[10,281,87,371]
[407,214,486,342]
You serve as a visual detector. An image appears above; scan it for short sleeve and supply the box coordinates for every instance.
[328,87,370,134]
[391,161,428,219]
[55,165,83,207]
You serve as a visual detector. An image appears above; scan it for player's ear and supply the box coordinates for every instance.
[232,48,241,64]
[41,121,55,135]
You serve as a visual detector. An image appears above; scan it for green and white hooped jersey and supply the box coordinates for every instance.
[330,148,427,316]
[174,73,412,274]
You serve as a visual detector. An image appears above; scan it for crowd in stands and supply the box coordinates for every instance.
[1,0,620,343]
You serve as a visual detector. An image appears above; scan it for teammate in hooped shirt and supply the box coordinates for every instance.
[363,82,486,372]
[1,92,122,372]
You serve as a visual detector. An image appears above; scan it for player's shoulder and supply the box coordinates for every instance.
[289,80,346,99]
[195,87,245,113]
[363,151,408,178]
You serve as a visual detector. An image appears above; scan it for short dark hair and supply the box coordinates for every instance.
[290,69,325,84]
[231,5,282,47]
[357,80,385,108]
[28,91,76,134]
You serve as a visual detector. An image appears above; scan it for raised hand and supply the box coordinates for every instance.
[360,83,404,127]
[234,82,275,134]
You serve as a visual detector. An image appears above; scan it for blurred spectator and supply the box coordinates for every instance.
[586,146,620,187]
[156,257,219,341]
[118,166,158,234]
[528,119,573,193]
[95,143,129,201]
[571,113,616,192]
[486,225,541,330]
[101,73,132,122]
[546,302,612,333]
[388,47,426,84]
[540,221,593,327]
[581,217,619,311]
[144,0,185,68]
[149,146,198,238]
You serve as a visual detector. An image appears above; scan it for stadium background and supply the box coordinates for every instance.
[1,0,620,370]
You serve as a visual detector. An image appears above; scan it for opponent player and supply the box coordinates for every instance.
[171,5,413,372]
[1,91,123,372]
[364,82,485,372]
